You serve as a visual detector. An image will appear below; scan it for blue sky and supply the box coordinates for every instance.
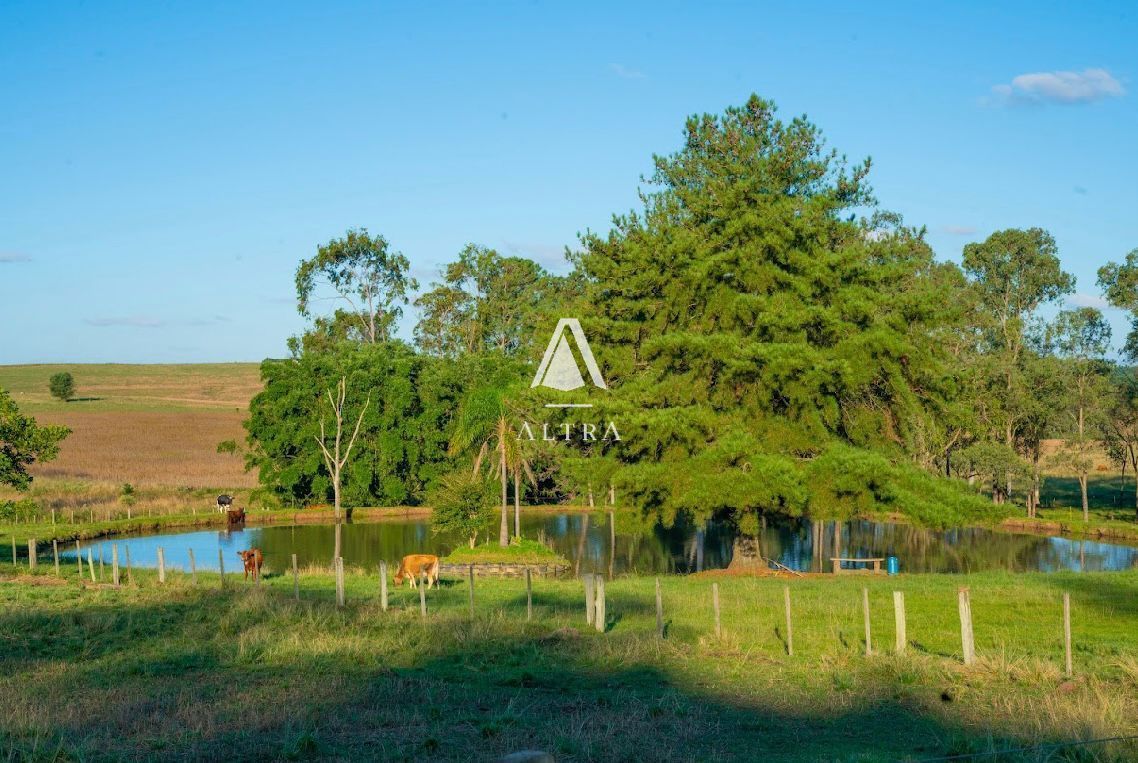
[1,1,1136,363]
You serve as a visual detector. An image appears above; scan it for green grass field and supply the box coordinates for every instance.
[2,563,1137,761]
[0,363,261,413]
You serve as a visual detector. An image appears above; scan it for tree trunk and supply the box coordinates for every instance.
[1080,474,1089,521]
[1078,403,1088,522]
[499,439,509,547]
[513,469,521,539]
[1118,457,1127,506]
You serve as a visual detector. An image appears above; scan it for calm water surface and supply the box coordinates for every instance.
[66,513,1138,576]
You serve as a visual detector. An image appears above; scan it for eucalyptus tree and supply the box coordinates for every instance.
[961,228,1074,504]
[1097,248,1138,359]
[1047,308,1112,519]
[414,244,565,358]
[294,228,417,346]
[1103,369,1138,517]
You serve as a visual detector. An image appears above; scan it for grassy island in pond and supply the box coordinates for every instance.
[443,538,569,567]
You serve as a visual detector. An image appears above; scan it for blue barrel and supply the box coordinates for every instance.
[886,556,900,575]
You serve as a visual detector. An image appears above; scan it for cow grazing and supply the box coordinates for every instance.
[237,548,263,581]
[226,507,246,526]
[393,554,440,590]
[216,494,234,514]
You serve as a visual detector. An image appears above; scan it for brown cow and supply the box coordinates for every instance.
[237,548,263,582]
[393,554,439,589]
[226,507,246,526]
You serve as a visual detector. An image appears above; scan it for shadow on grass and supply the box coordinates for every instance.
[0,582,1133,761]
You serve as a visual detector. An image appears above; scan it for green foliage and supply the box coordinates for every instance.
[1098,248,1138,360]
[293,228,417,348]
[245,342,489,508]
[119,482,136,507]
[0,388,69,490]
[430,471,495,548]
[0,497,37,522]
[569,95,984,525]
[414,244,569,358]
[48,371,74,402]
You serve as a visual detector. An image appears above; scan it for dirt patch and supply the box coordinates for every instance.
[0,574,70,586]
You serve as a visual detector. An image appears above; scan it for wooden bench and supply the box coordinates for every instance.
[831,557,885,574]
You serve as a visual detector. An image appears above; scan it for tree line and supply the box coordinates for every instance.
[241,94,1138,538]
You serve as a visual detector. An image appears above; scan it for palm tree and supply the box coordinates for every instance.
[449,382,528,547]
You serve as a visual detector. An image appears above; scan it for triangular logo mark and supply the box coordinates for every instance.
[531,318,607,391]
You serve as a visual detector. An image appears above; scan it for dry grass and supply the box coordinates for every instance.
[28,410,254,488]
[0,363,260,492]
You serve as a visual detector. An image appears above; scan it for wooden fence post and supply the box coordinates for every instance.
[188,548,197,585]
[53,540,60,577]
[112,545,120,587]
[419,572,427,618]
[958,587,975,666]
[893,591,906,653]
[291,554,299,600]
[468,564,475,619]
[583,574,595,626]
[783,586,794,657]
[378,560,387,611]
[525,567,533,621]
[11,536,16,566]
[862,587,872,656]
[335,557,345,607]
[655,577,664,637]
[218,549,226,589]
[27,539,36,571]
[99,546,104,579]
[75,540,82,579]
[712,583,722,638]
[124,547,133,584]
[1063,592,1073,678]
[157,547,166,584]
[594,576,606,633]
[87,549,95,583]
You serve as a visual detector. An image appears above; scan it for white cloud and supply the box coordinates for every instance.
[85,316,165,328]
[942,225,977,236]
[1068,293,1112,310]
[610,63,645,80]
[991,68,1124,105]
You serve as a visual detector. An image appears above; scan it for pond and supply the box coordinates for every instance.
[66,512,1138,576]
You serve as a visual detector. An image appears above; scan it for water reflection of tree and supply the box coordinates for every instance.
[244,510,1138,576]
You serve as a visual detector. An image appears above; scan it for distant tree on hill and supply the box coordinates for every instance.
[48,372,75,402]
[0,388,70,490]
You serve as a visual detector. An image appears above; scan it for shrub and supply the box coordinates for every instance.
[429,472,494,548]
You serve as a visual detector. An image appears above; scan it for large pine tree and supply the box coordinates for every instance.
[571,96,982,527]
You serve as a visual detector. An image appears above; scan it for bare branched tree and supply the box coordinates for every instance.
[315,377,370,524]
